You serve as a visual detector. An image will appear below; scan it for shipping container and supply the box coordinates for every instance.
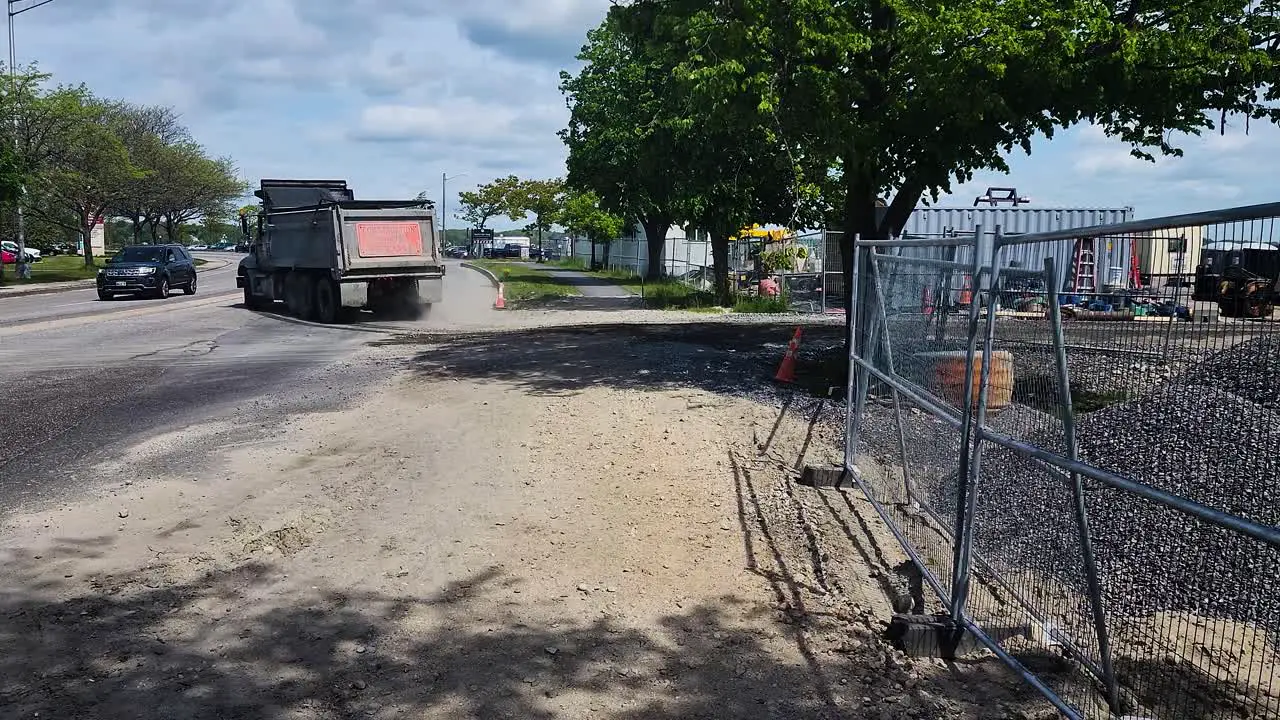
[824,206,1136,293]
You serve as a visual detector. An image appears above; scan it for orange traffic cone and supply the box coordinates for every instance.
[922,284,935,318]
[774,326,803,383]
[958,275,973,306]
[494,283,506,309]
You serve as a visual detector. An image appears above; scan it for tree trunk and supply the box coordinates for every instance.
[711,225,731,306]
[80,213,94,268]
[640,214,672,281]
[131,216,143,244]
[148,218,160,243]
[602,241,611,268]
[590,240,597,268]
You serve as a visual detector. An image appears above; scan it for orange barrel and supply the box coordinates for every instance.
[924,351,1014,411]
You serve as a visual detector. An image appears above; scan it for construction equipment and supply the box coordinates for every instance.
[237,179,444,323]
[1192,239,1280,318]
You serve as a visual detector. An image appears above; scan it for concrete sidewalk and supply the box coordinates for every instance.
[535,267,635,297]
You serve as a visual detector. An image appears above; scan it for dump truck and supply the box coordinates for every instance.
[237,179,444,323]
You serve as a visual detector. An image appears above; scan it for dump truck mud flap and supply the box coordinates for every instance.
[420,276,443,304]
[340,281,369,308]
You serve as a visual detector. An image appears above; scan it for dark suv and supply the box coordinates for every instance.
[97,244,198,300]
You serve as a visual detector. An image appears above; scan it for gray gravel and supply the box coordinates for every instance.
[1181,336,1280,409]
[854,329,1280,638]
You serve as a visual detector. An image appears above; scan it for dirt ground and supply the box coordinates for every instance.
[1,320,1054,719]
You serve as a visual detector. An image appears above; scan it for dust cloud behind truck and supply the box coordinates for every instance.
[237,179,445,323]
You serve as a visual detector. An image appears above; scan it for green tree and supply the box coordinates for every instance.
[457,174,524,230]
[624,0,1280,339]
[560,14,689,280]
[511,178,566,256]
[0,65,99,277]
[26,95,143,266]
[560,188,625,267]
[108,102,192,244]
[150,143,245,242]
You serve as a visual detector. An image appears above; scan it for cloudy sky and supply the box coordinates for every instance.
[18,0,1280,228]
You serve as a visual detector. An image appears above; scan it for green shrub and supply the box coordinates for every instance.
[733,294,791,314]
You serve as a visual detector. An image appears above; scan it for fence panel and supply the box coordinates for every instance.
[844,205,1280,719]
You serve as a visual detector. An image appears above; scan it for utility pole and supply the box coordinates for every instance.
[441,171,465,250]
[7,0,56,281]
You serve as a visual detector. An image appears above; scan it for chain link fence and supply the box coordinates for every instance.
[568,230,846,311]
[842,203,1280,719]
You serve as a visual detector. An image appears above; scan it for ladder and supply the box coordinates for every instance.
[1128,237,1142,288]
[1070,238,1096,293]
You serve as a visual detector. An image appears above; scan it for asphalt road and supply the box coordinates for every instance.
[0,252,243,327]
[0,259,497,513]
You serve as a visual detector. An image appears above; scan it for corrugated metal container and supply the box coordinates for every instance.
[830,206,1138,294]
[901,207,1134,238]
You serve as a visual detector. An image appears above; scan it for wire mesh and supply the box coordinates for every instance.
[844,207,1280,719]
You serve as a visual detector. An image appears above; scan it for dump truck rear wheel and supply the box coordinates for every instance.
[243,285,263,310]
[314,277,339,324]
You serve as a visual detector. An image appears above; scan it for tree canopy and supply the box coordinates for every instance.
[508,177,567,251]
[456,175,526,230]
[558,0,1280,305]
[0,64,246,273]
[618,0,1280,241]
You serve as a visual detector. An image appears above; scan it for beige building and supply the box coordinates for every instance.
[1135,225,1204,283]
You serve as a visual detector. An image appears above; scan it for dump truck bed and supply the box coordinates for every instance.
[260,202,441,278]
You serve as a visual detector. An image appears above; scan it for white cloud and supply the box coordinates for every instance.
[14,0,1279,227]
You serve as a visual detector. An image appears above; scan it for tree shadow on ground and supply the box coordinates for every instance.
[383,321,845,400]
[4,540,901,720]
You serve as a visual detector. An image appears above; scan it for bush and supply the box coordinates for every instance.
[733,294,792,313]
[641,280,717,309]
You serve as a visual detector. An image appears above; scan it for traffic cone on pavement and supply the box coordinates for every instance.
[774,326,803,383]
[494,283,506,309]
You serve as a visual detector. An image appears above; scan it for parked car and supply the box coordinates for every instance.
[34,241,75,256]
[189,244,209,251]
[1,248,15,264]
[96,244,198,300]
[233,241,250,253]
[1,240,41,262]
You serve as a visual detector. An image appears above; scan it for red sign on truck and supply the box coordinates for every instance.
[354,222,424,257]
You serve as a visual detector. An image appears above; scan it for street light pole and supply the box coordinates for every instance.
[7,0,56,281]
[441,171,465,250]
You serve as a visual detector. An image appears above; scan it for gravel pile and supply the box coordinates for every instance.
[1075,384,1280,626]
[1181,336,1280,409]
[897,392,1280,636]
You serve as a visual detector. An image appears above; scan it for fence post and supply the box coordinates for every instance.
[843,234,863,474]
[948,225,993,619]
[820,230,828,313]
[951,226,1003,632]
[1045,256,1121,712]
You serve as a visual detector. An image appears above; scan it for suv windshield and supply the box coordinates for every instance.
[112,246,166,263]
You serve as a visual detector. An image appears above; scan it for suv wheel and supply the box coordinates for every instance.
[97,289,112,301]
[184,274,197,295]
[156,277,170,299]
